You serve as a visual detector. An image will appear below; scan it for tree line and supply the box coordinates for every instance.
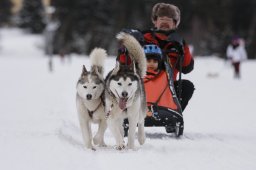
[0,0,256,58]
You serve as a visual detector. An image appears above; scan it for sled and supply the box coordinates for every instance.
[120,31,185,137]
[123,53,184,137]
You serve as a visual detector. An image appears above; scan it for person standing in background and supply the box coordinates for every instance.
[226,36,247,79]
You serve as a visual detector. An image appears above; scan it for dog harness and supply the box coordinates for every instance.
[87,95,104,118]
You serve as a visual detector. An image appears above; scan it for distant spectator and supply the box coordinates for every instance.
[226,36,247,79]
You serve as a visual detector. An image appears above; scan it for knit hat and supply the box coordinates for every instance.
[117,47,132,65]
[231,35,240,45]
[151,3,181,27]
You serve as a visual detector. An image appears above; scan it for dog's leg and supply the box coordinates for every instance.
[104,96,112,117]
[77,98,94,150]
[127,113,139,149]
[137,121,146,145]
[107,118,125,150]
[137,109,146,145]
[118,119,125,138]
[93,119,107,147]
[78,115,94,150]
[82,122,94,150]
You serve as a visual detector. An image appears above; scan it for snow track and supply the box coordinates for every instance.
[0,28,256,170]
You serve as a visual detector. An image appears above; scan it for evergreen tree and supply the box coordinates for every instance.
[50,0,256,58]
[0,0,13,26]
[51,0,114,54]
[19,0,46,33]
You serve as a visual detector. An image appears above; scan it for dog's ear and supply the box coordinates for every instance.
[131,61,137,74]
[112,61,120,75]
[91,66,103,76]
[82,65,88,75]
[91,66,104,81]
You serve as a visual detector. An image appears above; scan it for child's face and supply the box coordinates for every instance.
[153,16,176,31]
[147,58,159,70]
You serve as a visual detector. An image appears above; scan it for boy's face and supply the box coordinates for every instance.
[153,16,176,31]
[147,58,159,70]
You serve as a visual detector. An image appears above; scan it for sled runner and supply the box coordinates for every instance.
[143,44,184,137]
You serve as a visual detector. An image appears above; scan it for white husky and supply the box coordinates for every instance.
[76,48,107,150]
[105,32,147,150]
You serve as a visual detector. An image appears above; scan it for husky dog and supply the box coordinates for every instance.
[76,48,107,150]
[105,32,147,150]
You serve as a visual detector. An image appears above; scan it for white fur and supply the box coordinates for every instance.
[109,77,138,103]
[76,48,107,150]
[106,77,146,150]
[89,48,107,67]
[106,33,147,150]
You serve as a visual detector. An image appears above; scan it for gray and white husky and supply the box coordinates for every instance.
[105,32,147,150]
[76,48,107,150]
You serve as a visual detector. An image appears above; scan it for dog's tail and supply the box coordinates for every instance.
[89,48,107,76]
[116,32,146,77]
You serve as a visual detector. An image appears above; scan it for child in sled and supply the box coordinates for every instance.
[144,44,179,115]
[143,44,184,136]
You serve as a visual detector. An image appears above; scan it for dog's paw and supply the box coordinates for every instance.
[115,144,125,150]
[84,146,96,151]
[93,136,107,147]
[98,142,107,147]
[93,137,100,145]
[127,142,135,150]
[138,134,146,145]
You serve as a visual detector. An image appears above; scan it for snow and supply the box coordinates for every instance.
[0,28,256,170]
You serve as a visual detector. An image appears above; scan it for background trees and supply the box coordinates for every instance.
[49,0,256,58]
[0,0,13,26]
[18,0,45,33]
[1,0,255,58]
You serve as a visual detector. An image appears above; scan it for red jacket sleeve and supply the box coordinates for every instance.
[180,43,194,74]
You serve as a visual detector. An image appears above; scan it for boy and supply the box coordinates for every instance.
[143,44,162,117]
[144,44,162,71]
[143,44,179,118]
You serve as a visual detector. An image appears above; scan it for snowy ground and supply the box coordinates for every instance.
[0,28,256,170]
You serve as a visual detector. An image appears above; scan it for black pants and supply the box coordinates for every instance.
[174,79,195,111]
[232,62,240,78]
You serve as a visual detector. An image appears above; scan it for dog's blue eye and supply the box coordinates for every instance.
[83,86,87,88]
[93,86,96,89]
[118,83,122,86]
[128,83,132,86]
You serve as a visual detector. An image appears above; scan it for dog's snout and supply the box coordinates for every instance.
[86,94,92,100]
[121,91,128,98]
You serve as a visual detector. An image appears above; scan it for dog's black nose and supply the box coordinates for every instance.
[121,91,128,98]
[86,94,92,100]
